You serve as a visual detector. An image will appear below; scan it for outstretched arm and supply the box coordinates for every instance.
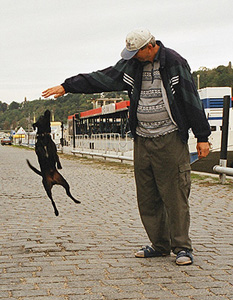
[42,85,65,99]
[42,59,131,98]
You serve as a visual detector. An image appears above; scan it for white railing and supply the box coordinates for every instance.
[72,133,133,153]
[11,132,134,163]
[70,133,134,162]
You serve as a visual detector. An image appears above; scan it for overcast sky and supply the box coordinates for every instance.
[1,0,233,104]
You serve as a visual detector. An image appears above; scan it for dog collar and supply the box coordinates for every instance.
[36,133,51,137]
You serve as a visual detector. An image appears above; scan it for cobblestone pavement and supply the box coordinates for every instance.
[0,145,233,300]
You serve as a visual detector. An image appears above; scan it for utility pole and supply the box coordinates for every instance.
[219,95,231,184]
[197,74,200,90]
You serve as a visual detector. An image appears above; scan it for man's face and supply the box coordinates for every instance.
[134,46,151,62]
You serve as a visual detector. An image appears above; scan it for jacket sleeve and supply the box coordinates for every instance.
[175,63,211,142]
[61,60,129,94]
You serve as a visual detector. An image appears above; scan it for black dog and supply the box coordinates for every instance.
[26,110,80,216]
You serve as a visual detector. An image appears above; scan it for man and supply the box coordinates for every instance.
[43,29,210,265]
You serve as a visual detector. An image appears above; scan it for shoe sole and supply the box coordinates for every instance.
[176,260,193,266]
[135,253,170,258]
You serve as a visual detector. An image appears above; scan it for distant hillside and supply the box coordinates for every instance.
[0,91,129,131]
[1,62,233,131]
[193,62,233,90]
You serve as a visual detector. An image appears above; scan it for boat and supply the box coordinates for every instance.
[67,87,233,173]
[189,87,233,173]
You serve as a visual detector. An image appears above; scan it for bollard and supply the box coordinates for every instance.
[219,95,230,184]
[60,122,64,153]
[72,116,76,149]
[213,165,233,176]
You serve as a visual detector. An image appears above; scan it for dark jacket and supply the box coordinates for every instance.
[62,41,211,143]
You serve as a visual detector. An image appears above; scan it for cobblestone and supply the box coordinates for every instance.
[0,145,233,300]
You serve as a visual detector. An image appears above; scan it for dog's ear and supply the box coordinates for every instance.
[44,110,51,118]
[32,122,37,130]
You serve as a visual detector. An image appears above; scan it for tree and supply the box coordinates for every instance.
[3,120,10,130]
[192,63,233,92]
[8,101,20,110]
[0,101,8,112]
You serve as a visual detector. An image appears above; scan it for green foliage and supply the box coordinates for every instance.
[0,101,7,112]
[1,62,232,131]
[8,101,20,110]
[0,92,129,130]
[193,62,233,91]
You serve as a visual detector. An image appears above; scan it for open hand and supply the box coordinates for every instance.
[42,85,65,99]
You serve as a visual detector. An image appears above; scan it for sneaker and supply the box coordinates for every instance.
[176,250,193,265]
[135,245,170,258]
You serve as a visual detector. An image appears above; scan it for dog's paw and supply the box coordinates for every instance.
[57,163,62,169]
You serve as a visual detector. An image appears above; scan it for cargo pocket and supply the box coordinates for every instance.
[179,163,191,189]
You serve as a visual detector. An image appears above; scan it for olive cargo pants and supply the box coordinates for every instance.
[134,131,192,254]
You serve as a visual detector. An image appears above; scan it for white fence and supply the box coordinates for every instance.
[11,132,134,163]
[71,133,134,162]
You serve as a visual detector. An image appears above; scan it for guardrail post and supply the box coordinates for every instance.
[72,116,76,149]
[219,95,230,184]
[60,122,64,153]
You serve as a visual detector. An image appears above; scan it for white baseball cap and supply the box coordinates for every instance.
[121,29,153,60]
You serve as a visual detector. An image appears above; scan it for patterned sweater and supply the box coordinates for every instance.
[62,41,211,143]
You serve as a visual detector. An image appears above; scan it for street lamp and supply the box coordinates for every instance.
[197,74,200,90]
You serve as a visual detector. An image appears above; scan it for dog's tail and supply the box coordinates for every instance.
[26,159,42,176]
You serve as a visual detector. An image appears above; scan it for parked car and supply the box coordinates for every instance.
[1,137,12,145]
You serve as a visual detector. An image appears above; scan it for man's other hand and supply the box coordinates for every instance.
[196,142,210,159]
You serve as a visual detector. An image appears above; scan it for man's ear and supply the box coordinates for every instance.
[147,43,153,49]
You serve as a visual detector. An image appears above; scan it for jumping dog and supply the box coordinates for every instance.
[26,110,80,216]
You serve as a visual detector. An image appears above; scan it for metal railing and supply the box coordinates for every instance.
[213,95,231,183]
[9,131,134,163]
[70,133,134,162]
